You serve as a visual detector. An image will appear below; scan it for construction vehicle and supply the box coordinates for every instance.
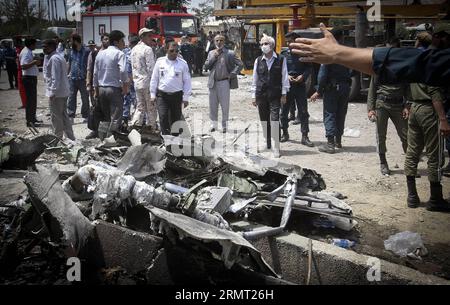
[79,2,199,46]
[214,0,446,100]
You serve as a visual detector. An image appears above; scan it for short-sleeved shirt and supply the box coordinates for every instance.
[20,47,39,76]
[408,83,443,103]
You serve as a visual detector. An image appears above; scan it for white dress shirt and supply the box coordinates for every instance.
[131,41,155,90]
[93,45,128,88]
[19,47,39,76]
[44,51,70,98]
[251,52,290,99]
[150,56,191,102]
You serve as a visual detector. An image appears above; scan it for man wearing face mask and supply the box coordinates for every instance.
[204,34,243,133]
[67,34,90,122]
[251,35,290,158]
[87,30,129,139]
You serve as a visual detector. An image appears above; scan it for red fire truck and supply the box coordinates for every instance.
[80,3,199,46]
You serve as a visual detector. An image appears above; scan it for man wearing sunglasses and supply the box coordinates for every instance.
[204,34,243,133]
[150,42,191,135]
[251,35,290,158]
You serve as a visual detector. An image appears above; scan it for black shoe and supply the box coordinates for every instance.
[406,176,420,208]
[209,127,216,133]
[426,183,450,212]
[335,136,342,149]
[380,163,391,176]
[318,137,335,154]
[301,135,314,147]
[222,128,227,133]
[292,119,301,125]
[27,121,42,127]
[280,130,289,142]
[86,131,98,139]
[288,114,296,121]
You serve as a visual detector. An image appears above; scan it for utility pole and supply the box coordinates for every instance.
[63,0,68,21]
[25,0,30,34]
[53,0,58,24]
[47,0,52,21]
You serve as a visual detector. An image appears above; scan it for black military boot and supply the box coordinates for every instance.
[318,136,335,154]
[379,153,390,176]
[301,133,314,147]
[335,136,342,149]
[426,182,450,212]
[406,176,420,208]
[280,129,289,142]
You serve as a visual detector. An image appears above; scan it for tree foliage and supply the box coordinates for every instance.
[192,0,214,25]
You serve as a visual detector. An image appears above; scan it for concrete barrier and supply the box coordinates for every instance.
[231,221,450,285]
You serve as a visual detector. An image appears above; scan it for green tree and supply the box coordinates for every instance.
[192,0,213,25]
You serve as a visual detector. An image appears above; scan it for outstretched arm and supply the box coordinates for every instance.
[290,23,375,75]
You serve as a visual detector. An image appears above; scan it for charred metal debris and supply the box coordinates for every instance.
[0,129,356,284]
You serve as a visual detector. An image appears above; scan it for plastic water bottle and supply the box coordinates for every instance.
[331,238,356,249]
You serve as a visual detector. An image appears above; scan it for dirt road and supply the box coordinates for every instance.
[1,71,449,278]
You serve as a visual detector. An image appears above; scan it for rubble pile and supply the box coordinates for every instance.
[0,129,357,284]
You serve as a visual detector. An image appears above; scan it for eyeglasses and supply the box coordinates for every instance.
[168,49,179,53]
[215,39,224,42]
[260,42,270,46]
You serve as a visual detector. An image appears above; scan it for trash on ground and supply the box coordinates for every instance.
[384,231,428,259]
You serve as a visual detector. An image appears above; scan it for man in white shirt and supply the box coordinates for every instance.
[43,39,75,141]
[87,30,129,139]
[150,42,191,135]
[130,28,156,129]
[251,35,290,158]
[19,37,41,127]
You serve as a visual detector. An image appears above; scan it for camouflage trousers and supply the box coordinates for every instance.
[130,88,157,129]
[404,102,440,182]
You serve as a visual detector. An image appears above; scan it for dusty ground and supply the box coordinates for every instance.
[1,71,449,280]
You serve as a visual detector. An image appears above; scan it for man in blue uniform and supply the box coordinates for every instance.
[310,29,351,154]
[280,32,313,147]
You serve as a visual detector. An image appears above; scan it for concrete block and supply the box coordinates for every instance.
[232,221,450,285]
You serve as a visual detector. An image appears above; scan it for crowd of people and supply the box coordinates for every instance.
[1,22,449,213]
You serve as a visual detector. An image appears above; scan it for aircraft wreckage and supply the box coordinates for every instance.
[0,129,356,284]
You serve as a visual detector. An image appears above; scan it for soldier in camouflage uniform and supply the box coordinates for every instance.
[367,38,409,176]
[405,81,450,211]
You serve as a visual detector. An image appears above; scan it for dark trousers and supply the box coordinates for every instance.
[280,84,309,134]
[92,87,123,132]
[6,63,18,88]
[257,94,281,149]
[67,78,90,119]
[157,91,183,135]
[22,76,37,124]
[323,84,350,138]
